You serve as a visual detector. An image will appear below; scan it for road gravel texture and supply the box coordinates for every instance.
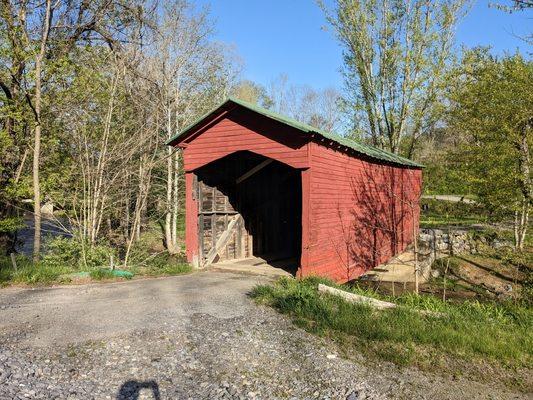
[0,271,526,399]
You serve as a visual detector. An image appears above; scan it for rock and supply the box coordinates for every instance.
[347,391,359,400]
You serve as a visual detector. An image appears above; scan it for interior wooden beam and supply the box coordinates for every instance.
[236,159,273,184]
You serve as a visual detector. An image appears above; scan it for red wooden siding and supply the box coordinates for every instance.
[181,109,309,172]
[182,109,310,264]
[184,172,199,264]
[303,142,422,282]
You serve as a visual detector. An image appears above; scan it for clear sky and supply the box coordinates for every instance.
[196,0,531,89]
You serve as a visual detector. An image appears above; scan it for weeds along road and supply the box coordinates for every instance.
[0,271,525,399]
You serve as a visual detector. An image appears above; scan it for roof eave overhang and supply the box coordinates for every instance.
[166,100,242,147]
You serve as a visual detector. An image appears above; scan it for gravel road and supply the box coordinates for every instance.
[0,271,526,399]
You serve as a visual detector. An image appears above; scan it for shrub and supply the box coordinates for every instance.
[90,269,118,280]
[40,236,116,271]
[127,241,191,276]
[0,234,192,286]
[0,254,70,285]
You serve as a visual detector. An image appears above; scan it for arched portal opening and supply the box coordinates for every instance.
[194,151,302,274]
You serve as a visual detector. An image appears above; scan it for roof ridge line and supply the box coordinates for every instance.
[167,97,424,168]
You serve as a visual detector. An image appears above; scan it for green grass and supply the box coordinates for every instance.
[130,260,192,277]
[251,277,533,374]
[0,254,72,285]
[420,216,486,228]
[420,198,488,228]
[0,252,192,286]
[89,269,120,280]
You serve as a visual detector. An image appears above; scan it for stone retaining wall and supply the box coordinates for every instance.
[417,227,509,277]
[419,228,473,258]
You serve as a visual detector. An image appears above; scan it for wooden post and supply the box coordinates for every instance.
[10,253,18,272]
[110,254,115,270]
[413,207,419,295]
[443,258,450,302]
[300,168,311,277]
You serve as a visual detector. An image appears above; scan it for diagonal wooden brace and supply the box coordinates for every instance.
[236,159,273,184]
[203,214,242,268]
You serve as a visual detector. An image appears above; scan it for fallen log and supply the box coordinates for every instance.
[317,284,444,317]
[318,284,397,310]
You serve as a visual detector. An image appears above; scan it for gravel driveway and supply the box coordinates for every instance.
[0,271,525,399]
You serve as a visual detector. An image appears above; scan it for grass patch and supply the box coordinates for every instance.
[131,260,192,277]
[0,256,192,286]
[420,198,488,228]
[89,269,119,280]
[0,254,72,285]
[127,246,192,277]
[420,217,485,228]
[0,243,192,287]
[251,277,533,382]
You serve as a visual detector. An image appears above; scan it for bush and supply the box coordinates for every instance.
[0,237,117,286]
[0,236,192,286]
[40,236,116,270]
[127,240,191,276]
[90,269,118,280]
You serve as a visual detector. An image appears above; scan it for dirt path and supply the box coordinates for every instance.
[0,271,526,399]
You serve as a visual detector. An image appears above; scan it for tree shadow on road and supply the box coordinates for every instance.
[116,380,161,400]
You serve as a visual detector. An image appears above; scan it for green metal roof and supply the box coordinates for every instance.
[167,97,423,168]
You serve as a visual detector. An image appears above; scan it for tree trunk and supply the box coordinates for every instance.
[164,105,177,254]
[171,149,180,251]
[413,207,419,295]
[32,124,42,262]
[32,0,52,262]
[515,119,532,250]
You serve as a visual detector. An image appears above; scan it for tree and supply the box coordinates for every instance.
[0,0,145,260]
[490,1,533,44]
[448,51,532,249]
[491,0,533,12]
[232,75,344,133]
[147,0,239,255]
[0,0,240,265]
[320,0,469,156]
[283,85,343,133]
[232,80,272,106]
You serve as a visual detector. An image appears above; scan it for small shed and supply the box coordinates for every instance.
[168,98,423,282]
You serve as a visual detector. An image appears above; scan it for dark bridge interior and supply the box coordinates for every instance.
[195,151,301,272]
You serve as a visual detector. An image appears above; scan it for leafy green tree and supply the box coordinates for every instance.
[0,0,146,260]
[320,0,469,156]
[448,51,532,249]
[0,0,240,263]
[232,80,272,107]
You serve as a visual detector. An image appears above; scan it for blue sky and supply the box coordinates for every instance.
[196,0,531,89]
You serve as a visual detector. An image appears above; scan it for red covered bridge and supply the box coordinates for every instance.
[167,98,423,282]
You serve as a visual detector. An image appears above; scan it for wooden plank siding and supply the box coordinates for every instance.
[181,109,309,172]
[185,171,199,266]
[305,142,422,282]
